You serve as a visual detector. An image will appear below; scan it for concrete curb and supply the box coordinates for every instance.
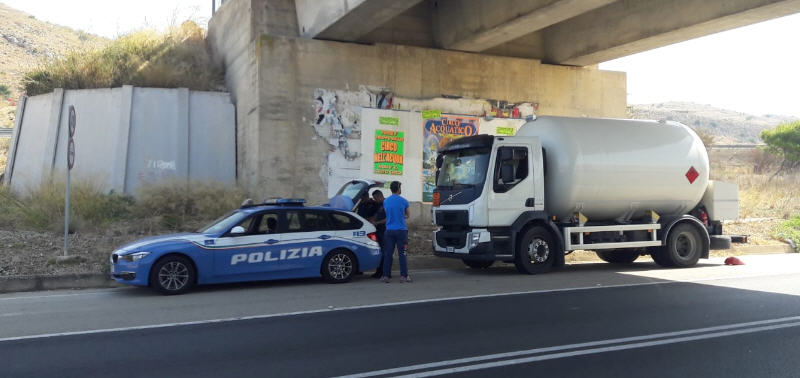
[0,273,120,293]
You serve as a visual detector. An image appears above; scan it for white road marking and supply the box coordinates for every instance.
[0,272,797,342]
[339,317,800,378]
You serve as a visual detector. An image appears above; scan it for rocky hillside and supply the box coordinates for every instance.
[629,101,798,145]
[0,2,107,127]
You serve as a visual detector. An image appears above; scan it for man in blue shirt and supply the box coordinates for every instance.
[381,181,412,283]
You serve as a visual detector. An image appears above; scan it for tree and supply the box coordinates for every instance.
[761,120,800,179]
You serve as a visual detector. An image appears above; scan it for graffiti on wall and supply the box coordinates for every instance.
[422,115,480,202]
[311,86,538,198]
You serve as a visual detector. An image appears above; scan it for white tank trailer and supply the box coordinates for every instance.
[431,116,742,274]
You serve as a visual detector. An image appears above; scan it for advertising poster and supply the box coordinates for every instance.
[374,129,404,175]
[421,114,479,202]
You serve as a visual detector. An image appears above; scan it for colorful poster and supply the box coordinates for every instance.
[374,130,404,175]
[422,115,479,202]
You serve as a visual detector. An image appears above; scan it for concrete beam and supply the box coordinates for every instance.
[296,0,423,40]
[435,0,615,52]
[543,0,800,66]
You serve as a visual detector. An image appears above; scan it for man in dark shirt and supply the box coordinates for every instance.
[369,190,386,278]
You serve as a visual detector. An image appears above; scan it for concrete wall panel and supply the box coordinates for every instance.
[9,93,53,191]
[8,87,236,195]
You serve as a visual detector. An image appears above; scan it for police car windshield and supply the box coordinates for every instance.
[196,210,247,234]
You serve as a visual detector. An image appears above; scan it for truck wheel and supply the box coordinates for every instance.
[462,259,494,269]
[150,255,196,295]
[596,249,639,264]
[649,247,673,267]
[655,223,704,268]
[514,226,555,274]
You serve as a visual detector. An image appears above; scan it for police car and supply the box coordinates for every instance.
[110,198,381,295]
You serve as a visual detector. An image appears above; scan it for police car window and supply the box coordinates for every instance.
[255,212,279,234]
[284,211,330,233]
[302,211,330,232]
[330,212,363,230]
[230,214,257,235]
[286,211,303,232]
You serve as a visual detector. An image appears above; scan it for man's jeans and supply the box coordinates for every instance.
[382,229,408,278]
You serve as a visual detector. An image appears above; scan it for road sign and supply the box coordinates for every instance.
[68,105,76,137]
[67,139,75,170]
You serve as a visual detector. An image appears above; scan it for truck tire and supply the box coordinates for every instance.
[595,249,639,264]
[514,226,555,274]
[462,259,494,269]
[653,223,704,268]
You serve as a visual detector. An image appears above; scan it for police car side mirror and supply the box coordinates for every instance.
[230,226,246,235]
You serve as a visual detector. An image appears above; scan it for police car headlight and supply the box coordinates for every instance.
[120,252,150,262]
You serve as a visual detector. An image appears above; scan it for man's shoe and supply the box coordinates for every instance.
[400,276,412,283]
[380,276,390,283]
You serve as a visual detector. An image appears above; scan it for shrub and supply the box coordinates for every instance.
[23,21,224,96]
[761,120,800,178]
[0,84,9,99]
[0,180,134,232]
[774,215,800,248]
[135,180,245,231]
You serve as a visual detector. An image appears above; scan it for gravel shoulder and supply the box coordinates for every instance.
[0,220,791,277]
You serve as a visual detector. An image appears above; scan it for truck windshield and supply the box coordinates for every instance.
[436,147,491,189]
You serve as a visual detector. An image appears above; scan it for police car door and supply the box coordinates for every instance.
[213,211,283,278]
[279,209,332,273]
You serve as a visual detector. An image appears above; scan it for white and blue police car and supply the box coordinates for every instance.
[110,198,381,294]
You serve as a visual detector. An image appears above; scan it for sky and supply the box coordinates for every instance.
[3,1,799,117]
[600,12,800,117]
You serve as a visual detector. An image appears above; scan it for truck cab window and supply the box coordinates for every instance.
[493,147,528,193]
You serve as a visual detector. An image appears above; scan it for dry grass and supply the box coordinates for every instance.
[23,21,223,96]
[0,179,244,234]
[134,180,246,232]
[0,138,9,175]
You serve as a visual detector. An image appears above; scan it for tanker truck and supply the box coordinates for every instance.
[431,116,742,274]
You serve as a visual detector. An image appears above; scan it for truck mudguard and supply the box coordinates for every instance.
[510,211,565,267]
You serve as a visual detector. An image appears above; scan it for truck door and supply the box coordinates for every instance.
[487,139,545,226]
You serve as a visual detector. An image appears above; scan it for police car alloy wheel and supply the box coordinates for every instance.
[322,249,357,283]
[150,255,196,295]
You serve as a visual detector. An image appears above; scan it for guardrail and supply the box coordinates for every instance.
[0,128,12,137]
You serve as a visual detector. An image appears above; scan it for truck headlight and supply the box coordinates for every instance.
[120,252,150,262]
[469,233,481,249]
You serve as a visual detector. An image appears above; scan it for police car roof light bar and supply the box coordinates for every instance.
[263,198,306,206]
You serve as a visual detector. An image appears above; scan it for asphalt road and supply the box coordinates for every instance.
[2,254,800,377]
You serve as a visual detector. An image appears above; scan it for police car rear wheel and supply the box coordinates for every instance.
[322,250,357,283]
[150,255,195,295]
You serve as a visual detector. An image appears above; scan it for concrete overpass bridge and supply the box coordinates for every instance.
[208,0,800,212]
[296,0,800,66]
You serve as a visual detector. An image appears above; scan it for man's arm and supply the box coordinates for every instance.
[404,207,410,219]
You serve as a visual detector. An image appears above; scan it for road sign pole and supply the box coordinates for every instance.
[64,105,76,257]
[64,162,70,257]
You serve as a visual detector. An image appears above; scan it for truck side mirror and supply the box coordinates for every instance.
[435,154,443,168]
[501,163,514,183]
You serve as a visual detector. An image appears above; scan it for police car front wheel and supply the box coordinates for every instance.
[150,255,196,295]
[322,249,358,283]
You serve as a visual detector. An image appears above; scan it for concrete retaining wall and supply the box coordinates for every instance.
[3,86,236,195]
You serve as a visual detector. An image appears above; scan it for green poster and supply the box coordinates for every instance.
[422,110,442,119]
[374,130,405,175]
[496,126,515,136]
[379,116,399,126]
